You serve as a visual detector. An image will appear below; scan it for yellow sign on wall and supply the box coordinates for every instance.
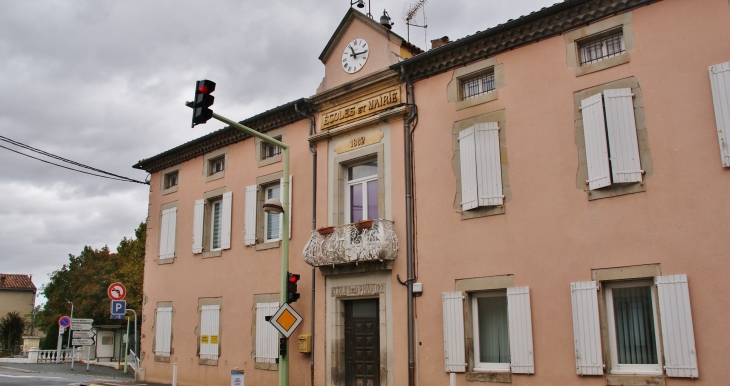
[321,86,401,130]
[200,335,209,344]
[210,335,219,344]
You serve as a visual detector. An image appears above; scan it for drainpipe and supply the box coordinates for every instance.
[401,65,417,386]
[294,101,316,386]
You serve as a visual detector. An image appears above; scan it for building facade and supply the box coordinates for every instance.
[0,274,36,325]
[133,0,730,385]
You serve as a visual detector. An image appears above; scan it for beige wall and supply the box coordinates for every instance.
[0,291,34,321]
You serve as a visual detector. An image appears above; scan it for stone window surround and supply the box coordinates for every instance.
[251,293,280,371]
[203,147,228,183]
[447,57,505,111]
[254,171,284,251]
[201,187,226,258]
[158,201,178,265]
[196,297,222,366]
[452,110,511,220]
[331,142,386,226]
[152,301,173,362]
[255,127,285,167]
[455,275,515,382]
[573,77,654,201]
[591,264,666,386]
[160,166,180,195]
[565,12,636,77]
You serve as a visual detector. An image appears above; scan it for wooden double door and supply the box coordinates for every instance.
[344,299,380,386]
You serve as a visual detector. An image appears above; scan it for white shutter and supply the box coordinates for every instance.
[158,209,171,259]
[570,281,604,375]
[442,291,466,373]
[155,307,172,356]
[255,302,280,363]
[474,122,503,206]
[192,199,204,254]
[279,176,292,239]
[165,207,177,259]
[458,127,478,211]
[220,192,232,250]
[656,274,698,378]
[507,287,534,374]
[603,88,643,183]
[244,185,257,246]
[200,305,220,360]
[581,93,612,190]
[709,61,730,167]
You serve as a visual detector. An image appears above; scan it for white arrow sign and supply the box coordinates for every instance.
[72,318,94,324]
[72,338,94,346]
[70,323,93,331]
[73,331,95,338]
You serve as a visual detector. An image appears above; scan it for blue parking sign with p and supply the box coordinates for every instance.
[111,300,126,315]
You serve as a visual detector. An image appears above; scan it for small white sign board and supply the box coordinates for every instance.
[71,323,93,331]
[72,318,94,324]
[73,331,95,338]
[268,303,303,338]
[72,338,95,346]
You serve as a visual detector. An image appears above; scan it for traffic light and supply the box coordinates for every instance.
[191,80,216,127]
[286,272,301,304]
[279,337,287,357]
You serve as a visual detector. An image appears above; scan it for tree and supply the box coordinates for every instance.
[0,311,28,351]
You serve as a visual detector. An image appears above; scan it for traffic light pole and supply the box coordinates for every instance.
[189,105,290,386]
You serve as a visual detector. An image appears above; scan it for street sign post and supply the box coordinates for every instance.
[268,303,303,339]
[108,282,127,301]
[72,338,94,346]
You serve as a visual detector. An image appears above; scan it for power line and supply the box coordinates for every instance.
[0,137,148,185]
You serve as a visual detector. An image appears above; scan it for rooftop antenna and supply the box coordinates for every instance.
[404,0,427,43]
[350,0,373,18]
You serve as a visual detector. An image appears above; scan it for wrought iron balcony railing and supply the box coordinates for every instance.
[302,219,398,267]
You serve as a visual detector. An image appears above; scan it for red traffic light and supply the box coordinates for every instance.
[288,273,300,283]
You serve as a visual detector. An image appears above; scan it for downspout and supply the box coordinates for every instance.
[401,65,417,386]
[294,101,316,386]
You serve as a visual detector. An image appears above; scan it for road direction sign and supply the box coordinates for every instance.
[72,338,94,346]
[73,331,95,338]
[71,323,93,331]
[58,316,71,328]
[110,315,124,320]
[268,303,303,338]
[111,300,126,315]
[72,318,93,324]
[108,282,126,301]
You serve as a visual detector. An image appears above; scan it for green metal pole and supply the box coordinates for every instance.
[124,317,130,374]
[192,106,290,386]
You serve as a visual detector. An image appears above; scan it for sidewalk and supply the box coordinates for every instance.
[0,362,133,378]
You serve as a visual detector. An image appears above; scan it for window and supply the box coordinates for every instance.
[163,171,179,189]
[208,156,225,175]
[460,70,495,100]
[472,292,510,372]
[154,306,173,357]
[605,281,661,375]
[345,161,378,223]
[458,122,503,211]
[210,199,223,250]
[579,29,625,66]
[244,174,292,248]
[262,136,282,160]
[192,191,232,256]
[264,184,281,242]
[158,206,177,261]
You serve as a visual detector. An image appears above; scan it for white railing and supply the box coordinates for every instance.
[31,348,82,363]
[302,219,398,267]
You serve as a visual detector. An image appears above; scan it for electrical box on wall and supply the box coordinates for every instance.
[298,334,311,353]
[413,282,423,295]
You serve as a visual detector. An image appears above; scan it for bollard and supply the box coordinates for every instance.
[172,363,178,386]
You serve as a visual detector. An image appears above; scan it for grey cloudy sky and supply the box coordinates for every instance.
[0,0,558,304]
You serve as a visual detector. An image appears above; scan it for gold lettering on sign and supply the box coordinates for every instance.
[331,284,385,297]
[321,87,401,130]
[334,130,384,154]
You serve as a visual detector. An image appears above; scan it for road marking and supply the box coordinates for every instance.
[0,373,69,379]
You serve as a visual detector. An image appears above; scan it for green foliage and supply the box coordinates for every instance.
[39,323,58,350]
[0,311,28,350]
[37,222,147,332]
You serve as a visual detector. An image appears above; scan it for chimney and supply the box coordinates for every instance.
[0,275,5,288]
[431,36,451,49]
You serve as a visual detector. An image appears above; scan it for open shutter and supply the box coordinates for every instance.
[507,287,535,374]
[581,93,612,190]
[710,61,730,167]
[604,89,643,183]
[155,307,172,356]
[192,199,204,254]
[458,127,478,211]
[279,176,292,239]
[158,209,171,259]
[244,185,257,245]
[256,302,280,363]
[200,305,220,360]
[165,208,177,258]
[474,122,503,206]
[220,192,232,250]
[570,281,603,375]
[656,274,698,378]
[442,291,466,373]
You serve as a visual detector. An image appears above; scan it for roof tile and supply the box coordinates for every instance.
[0,274,36,291]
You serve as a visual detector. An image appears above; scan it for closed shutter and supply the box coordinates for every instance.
[255,302,280,363]
[603,88,643,183]
[192,199,205,254]
[507,287,534,374]
[244,185,257,245]
[200,305,220,360]
[442,291,466,373]
[279,176,292,239]
[581,93,612,190]
[710,61,730,167]
[158,208,171,259]
[220,192,232,250]
[656,274,698,378]
[474,122,504,206]
[155,307,172,356]
[165,207,177,258]
[570,281,604,375]
[458,127,479,211]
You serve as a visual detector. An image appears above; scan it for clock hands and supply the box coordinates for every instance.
[352,49,368,58]
[348,45,356,57]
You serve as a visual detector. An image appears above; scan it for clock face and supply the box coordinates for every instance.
[341,38,369,74]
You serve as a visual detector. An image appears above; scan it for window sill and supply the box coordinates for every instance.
[466,371,511,383]
[258,154,282,167]
[158,257,174,265]
[161,186,178,195]
[198,358,218,366]
[587,181,645,201]
[461,204,505,220]
[576,52,629,77]
[205,171,225,183]
[456,91,498,111]
[254,361,279,371]
[606,374,665,386]
[154,355,170,363]
[202,250,222,259]
[256,240,281,251]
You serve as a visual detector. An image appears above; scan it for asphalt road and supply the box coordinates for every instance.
[0,364,167,386]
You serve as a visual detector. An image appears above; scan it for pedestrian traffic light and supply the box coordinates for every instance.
[191,80,216,128]
[279,337,288,357]
[286,272,301,304]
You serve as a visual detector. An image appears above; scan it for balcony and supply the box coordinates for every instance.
[302,219,398,267]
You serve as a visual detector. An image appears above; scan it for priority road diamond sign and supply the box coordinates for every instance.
[268,303,302,338]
